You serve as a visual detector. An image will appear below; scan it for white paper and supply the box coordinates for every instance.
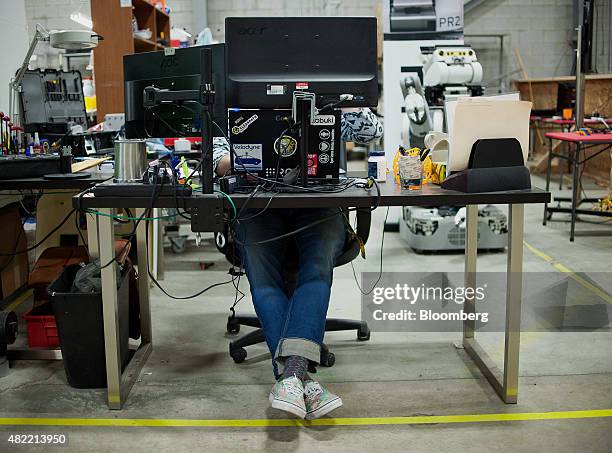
[445,92,521,156]
[120,0,132,8]
[446,97,532,173]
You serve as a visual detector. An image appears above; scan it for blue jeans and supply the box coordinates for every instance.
[233,208,345,378]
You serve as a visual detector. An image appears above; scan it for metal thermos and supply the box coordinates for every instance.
[60,146,73,173]
[114,139,147,183]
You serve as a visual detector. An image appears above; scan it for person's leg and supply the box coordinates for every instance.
[274,208,346,376]
[233,209,290,378]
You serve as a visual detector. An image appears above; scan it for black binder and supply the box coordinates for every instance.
[441,138,531,193]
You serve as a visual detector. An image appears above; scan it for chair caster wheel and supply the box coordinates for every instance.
[320,351,335,367]
[170,237,187,254]
[229,344,247,363]
[357,325,370,341]
[226,317,240,334]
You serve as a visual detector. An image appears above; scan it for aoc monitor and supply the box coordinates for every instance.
[123,44,226,139]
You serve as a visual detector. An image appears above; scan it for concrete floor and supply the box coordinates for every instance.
[1,173,611,452]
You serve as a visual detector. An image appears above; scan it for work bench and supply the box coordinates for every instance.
[543,131,612,241]
[0,173,112,360]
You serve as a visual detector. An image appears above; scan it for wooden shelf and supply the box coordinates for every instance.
[91,0,171,119]
[133,35,163,52]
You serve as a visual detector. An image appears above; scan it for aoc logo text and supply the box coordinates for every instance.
[238,27,267,36]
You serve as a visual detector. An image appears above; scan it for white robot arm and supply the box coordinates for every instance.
[401,73,432,148]
[423,47,483,87]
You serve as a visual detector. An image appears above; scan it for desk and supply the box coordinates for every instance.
[543,132,612,241]
[75,181,549,409]
[0,173,111,192]
[0,173,112,361]
[540,118,611,188]
[541,118,611,128]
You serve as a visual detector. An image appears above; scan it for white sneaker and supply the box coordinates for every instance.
[303,380,343,420]
[269,375,307,419]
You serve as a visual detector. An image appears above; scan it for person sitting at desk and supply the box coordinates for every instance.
[214,108,383,419]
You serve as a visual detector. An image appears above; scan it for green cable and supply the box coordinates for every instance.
[193,187,237,220]
[83,208,174,221]
[214,190,237,220]
[82,187,237,222]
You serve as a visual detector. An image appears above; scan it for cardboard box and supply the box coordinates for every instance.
[0,204,29,300]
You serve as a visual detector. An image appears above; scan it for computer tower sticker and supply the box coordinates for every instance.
[231,114,259,135]
[233,144,263,170]
[273,135,297,157]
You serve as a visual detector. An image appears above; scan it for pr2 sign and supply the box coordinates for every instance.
[435,0,463,32]
[438,15,462,31]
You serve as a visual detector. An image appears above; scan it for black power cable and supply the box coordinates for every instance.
[0,208,76,257]
[350,206,390,295]
[0,209,30,274]
[143,211,234,300]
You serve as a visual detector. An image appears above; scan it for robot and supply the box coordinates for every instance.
[396,47,508,253]
[382,0,463,231]
[399,205,509,253]
[401,46,484,149]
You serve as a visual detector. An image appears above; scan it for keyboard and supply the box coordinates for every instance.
[0,155,61,180]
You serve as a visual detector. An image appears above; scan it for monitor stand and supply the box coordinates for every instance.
[142,47,215,193]
[292,92,319,187]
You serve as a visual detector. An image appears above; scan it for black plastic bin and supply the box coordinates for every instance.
[48,264,130,389]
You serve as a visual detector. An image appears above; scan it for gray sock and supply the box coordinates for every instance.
[282,355,309,381]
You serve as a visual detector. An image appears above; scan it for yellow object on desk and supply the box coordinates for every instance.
[429,162,447,185]
[392,146,421,185]
[422,155,433,184]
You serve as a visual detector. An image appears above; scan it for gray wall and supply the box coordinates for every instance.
[207,0,375,40]
[464,0,575,84]
[18,0,578,81]
[205,0,576,81]
[24,0,194,35]
[25,0,89,36]
[0,0,28,113]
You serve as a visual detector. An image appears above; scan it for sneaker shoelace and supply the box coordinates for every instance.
[304,382,323,397]
[280,378,304,398]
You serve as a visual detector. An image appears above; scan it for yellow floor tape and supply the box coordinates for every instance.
[2,289,33,312]
[0,409,611,428]
[523,241,612,304]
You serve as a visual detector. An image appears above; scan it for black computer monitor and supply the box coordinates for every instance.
[225,17,379,109]
[123,44,226,139]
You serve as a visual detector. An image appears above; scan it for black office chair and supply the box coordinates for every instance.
[216,208,372,368]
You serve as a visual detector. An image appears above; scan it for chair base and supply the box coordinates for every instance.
[227,315,370,368]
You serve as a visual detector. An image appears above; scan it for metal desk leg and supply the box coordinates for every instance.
[99,208,153,410]
[463,204,524,404]
[135,208,153,344]
[155,210,165,281]
[98,208,122,409]
[562,124,572,188]
[463,205,478,341]
[570,143,580,242]
[503,203,524,403]
[543,138,553,225]
[85,212,100,259]
[559,148,565,190]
